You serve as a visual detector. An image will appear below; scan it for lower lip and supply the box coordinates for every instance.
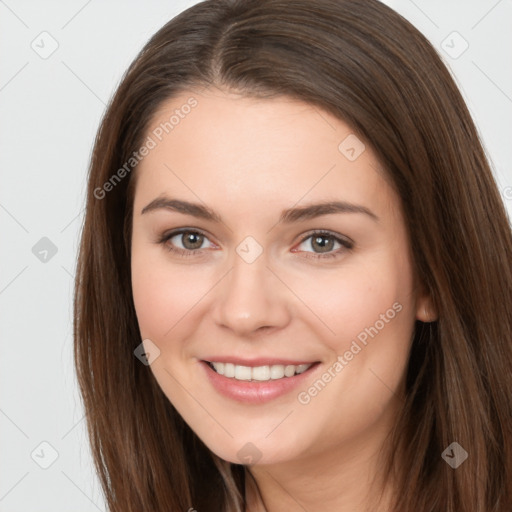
[200,360,320,404]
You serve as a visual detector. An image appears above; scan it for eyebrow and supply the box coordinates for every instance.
[141,197,379,223]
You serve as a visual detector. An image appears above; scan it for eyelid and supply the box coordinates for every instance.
[295,229,354,247]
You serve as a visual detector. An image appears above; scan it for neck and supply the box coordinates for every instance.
[244,401,400,512]
[245,450,396,512]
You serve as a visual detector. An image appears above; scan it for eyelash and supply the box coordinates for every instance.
[157,229,354,260]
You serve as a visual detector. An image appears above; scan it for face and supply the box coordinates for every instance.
[130,88,431,467]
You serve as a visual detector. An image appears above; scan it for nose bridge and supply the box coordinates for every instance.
[212,246,290,334]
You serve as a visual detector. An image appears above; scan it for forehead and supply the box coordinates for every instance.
[134,89,397,220]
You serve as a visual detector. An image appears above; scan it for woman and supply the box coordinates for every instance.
[73,0,512,510]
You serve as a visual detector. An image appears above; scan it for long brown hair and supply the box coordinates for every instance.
[73,0,512,510]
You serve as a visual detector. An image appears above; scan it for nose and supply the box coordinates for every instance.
[211,249,292,337]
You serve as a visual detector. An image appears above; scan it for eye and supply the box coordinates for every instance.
[157,228,353,260]
[293,231,353,259]
[158,229,216,256]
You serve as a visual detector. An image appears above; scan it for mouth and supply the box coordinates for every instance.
[200,358,321,404]
[204,361,314,381]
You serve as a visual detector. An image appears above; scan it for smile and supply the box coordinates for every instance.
[207,361,313,381]
[200,359,320,404]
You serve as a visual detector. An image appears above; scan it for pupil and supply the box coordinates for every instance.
[313,235,333,253]
[183,232,203,249]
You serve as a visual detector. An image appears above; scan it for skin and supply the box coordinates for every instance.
[130,87,436,512]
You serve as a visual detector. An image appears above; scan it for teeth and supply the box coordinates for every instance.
[210,362,313,381]
[234,365,252,380]
[252,365,270,381]
[284,365,296,377]
[224,363,235,378]
[270,365,285,379]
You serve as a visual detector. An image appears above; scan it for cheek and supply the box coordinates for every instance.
[288,256,415,447]
[287,253,414,356]
[131,244,203,341]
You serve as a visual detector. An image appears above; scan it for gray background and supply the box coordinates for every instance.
[1,0,511,510]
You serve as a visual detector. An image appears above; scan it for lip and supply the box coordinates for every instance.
[199,359,321,404]
[201,356,316,366]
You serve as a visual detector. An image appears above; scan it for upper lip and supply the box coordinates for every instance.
[201,357,319,367]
